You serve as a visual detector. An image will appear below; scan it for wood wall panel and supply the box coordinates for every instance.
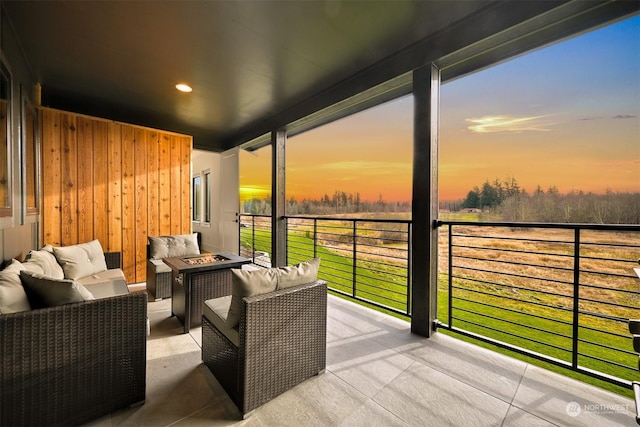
[170,136,181,235]
[147,131,160,239]
[77,117,94,243]
[158,134,171,236]
[40,108,192,284]
[93,121,109,245]
[42,109,62,245]
[180,136,192,229]
[120,125,136,282]
[60,114,77,246]
[107,122,122,253]
[134,128,148,282]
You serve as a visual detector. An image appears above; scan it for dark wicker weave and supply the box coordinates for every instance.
[173,268,233,331]
[147,261,172,300]
[104,251,122,270]
[189,269,233,326]
[146,232,203,300]
[202,280,327,417]
[0,291,147,426]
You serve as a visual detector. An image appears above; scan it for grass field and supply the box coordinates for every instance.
[240,214,640,397]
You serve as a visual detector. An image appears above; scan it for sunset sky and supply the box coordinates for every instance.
[240,14,639,203]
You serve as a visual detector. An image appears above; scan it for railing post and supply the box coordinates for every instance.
[448,224,453,329]
[238,214,241,256]
[251,215,256,262]
[572,227,580,369]
[352,220,357,298]
[407,221,412,316]
[313,219,318,259]
[285,218,289,265]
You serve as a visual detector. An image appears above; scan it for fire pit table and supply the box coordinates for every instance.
[163,253,251,333]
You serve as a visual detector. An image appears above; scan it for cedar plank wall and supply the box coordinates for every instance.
[40,107,192,284]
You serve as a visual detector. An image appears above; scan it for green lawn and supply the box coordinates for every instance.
[240,226,636,398]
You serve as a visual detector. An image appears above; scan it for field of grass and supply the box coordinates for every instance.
[240,216,640,397]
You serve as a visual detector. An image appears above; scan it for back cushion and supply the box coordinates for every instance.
[0,259,31,314]
[276,258,320,289]
[226,267,278,328]
[53,240,108,280]
[23,249,65,279]
[148,233,200,259]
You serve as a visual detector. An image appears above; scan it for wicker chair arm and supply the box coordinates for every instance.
[0,292,147,426]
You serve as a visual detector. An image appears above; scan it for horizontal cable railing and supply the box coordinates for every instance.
[240,214,640,389]
[436,220,640,389]
[239,214,272,268]
[239,214,412,316]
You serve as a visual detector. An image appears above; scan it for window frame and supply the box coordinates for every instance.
[192,175,201,222]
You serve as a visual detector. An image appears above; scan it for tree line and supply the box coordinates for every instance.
[460,177,639,224]
[242,179,639,224]
[242,190,411,215]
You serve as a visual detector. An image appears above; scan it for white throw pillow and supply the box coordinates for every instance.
[23,249,65,279]
[225,267,278,328]
[0,259,31,314]
[52,240,108,280]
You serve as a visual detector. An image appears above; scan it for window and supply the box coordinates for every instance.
[193,170,211,224]
[204,171,211,223]
[23,96,38,215]
[239,145,272,214]
[192,175,201,221]
[0,59,12,220]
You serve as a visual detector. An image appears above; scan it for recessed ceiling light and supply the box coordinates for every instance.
[176,83,192,93]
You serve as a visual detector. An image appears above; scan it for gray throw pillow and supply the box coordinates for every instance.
[226,267,278,329]
[52,240,108,280]
[20,270,95,309]
[276,258,320,289]
[0,259,31,314]
[148,233,199,259]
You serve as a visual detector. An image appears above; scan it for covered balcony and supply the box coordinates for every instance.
[0,1,638,426]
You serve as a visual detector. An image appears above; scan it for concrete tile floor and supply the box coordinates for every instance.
[85,294,636,426]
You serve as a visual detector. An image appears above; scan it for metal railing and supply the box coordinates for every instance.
[239,213,640,389]
[436,220,640,389]
[239,214,412,316]
[239,214,272,268]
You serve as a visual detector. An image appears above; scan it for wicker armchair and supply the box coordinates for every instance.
[0,253,147,426]
[146,232,202,300]
[202,280,327,418]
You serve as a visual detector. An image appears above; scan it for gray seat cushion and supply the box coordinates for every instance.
[79,269,130,299]
[148,258,172,274]
[203,296,238,347]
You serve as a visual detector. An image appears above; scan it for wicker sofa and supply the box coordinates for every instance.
[201,259,326,418]
[0,244,147,426]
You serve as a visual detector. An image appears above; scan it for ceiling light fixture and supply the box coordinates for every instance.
[176,83,192,93]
